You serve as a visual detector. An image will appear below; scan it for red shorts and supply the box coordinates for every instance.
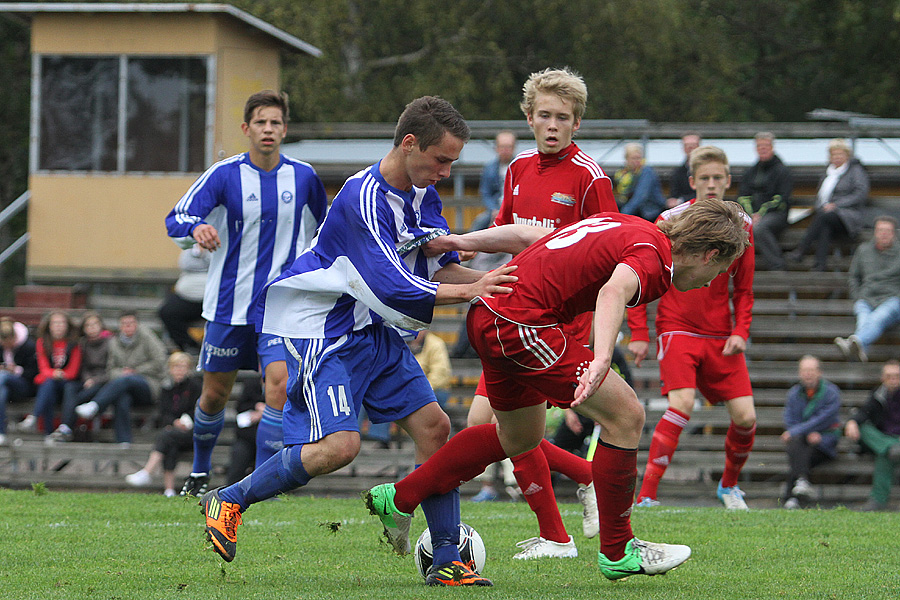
[467,303,593,412]
[473,312,592,399]
[657,332,753,403]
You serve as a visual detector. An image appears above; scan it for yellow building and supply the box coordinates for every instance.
[0,2,320,282]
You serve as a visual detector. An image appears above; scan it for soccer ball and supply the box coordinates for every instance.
[414,522,486,579]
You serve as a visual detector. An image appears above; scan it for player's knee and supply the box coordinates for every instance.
[320,433,361,470]
[198,390,228,413]
[425,411,452,444]
[732,415,756,430]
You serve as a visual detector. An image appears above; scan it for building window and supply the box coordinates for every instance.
[37,55,211,173]
[39,57,119,171]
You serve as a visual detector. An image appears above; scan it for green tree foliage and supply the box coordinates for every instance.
[230,0,900,123]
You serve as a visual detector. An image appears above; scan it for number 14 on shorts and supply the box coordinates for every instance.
[327,385,352,416]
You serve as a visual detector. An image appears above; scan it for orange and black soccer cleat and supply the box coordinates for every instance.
[425,561,493,587]
[199,488,243,562]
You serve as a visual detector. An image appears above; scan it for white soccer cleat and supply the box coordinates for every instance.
[577,482,599,538]
[717,482,749,510]
[598,537,691,580]
[512,535,578,560]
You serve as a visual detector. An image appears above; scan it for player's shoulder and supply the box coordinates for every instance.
[569,146,608,180]
[280,154,320,177]
[332,166,381,205]
[658,201,693,222]
[202,153,244,176]
[509,148,539,167]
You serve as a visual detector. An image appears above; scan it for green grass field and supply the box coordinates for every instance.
[3,487,899,600]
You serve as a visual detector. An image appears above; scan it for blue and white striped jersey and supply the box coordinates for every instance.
[258,161,459,339]
[165,153,327,326]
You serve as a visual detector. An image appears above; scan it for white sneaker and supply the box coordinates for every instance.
[125,469,152,487]
[848,335,868,362]
[513,535,578,559]
[717,482,749,510]
[0,433,6,446]
[791,477,814,499]
[783,497,801,510]
[75,401,99,420]
[576,483,599,539]
[163,488,177,498]
[16,415,36,432]
[833,337,852,360]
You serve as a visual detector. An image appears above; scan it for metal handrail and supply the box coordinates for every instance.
[0,190,30,267]
[0,190,29,229]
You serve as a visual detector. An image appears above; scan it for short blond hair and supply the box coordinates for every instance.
[624,143,643,159]
[520,67,588,121]
[168,351,194,369]
[828,138,853,157]
[657,199,749,264]
[689,145,730,176]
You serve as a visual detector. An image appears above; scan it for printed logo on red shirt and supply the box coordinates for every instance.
[550,192,576,206]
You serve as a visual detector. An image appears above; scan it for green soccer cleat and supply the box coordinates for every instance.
[364,483,413,555]
[597,538,691,580]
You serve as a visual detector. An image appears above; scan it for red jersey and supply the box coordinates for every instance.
[627,199,754,341]
[479,214,673,327]
[34,338,82,384]
[494,142,617,229]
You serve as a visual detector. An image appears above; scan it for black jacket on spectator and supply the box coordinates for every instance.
[737,155,792,216]
[852,385,900,432]
[153,375,201,428]
[14,337,38,396]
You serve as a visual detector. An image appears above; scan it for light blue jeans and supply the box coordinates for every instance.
[854,297,900,349]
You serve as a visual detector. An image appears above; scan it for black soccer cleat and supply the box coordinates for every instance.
[180,473,210,497]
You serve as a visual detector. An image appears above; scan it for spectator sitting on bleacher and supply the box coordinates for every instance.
[844,359,900,512]
[614,143,666,221]
[18,311,82,439]
[788,138,870,272]
[736,132,793,271]
[126,352,201,496]
[834,216,900,363]
[48,311,111,442]
[0,317,37,446]
[780,355,843,509]
[75,311,167,445]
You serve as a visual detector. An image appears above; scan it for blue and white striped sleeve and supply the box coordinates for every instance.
[165,161,227,247]
[343,181,439,327]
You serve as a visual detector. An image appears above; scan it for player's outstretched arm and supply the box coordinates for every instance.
[434,265,517,305]
[573,265,640,406]
[423,224,550,257]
